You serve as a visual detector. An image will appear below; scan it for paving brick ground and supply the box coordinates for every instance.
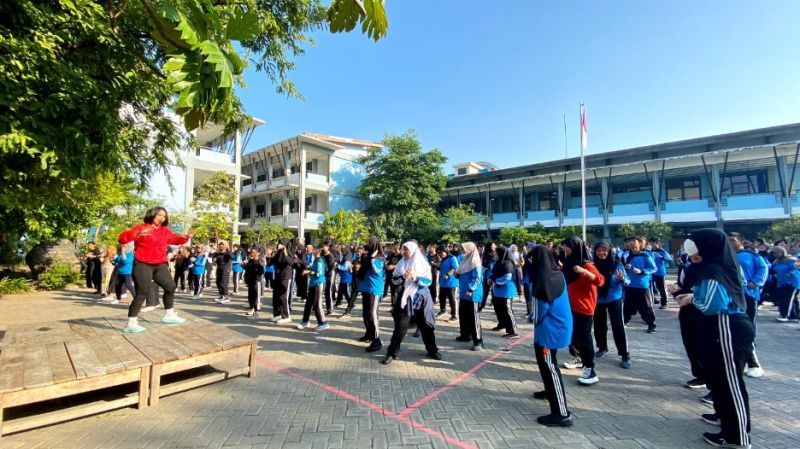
[1,282,799,449]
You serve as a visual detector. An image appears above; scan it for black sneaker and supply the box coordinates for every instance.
[366,340,383,353]
[700,393,714,405]
[532,390,547,400]
[685,378,706,389]
[428,351,443,361]
[620,357,631,369]
[455,336,471,342]
[646,325,657,334]
[702,432,750,448]
[357,335,372,342]
[380,354,395,365]
[595,349,608,359]
[701,413,720,426]
[413,329,421,338]
[536,413,573,427]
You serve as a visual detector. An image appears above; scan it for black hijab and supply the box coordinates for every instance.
[491,245,515,279]
[561,236,591,285]
[341,248,352,264]
[593,241,616,297]
[687,228,746,312]
[358,236,384,278]
[481,243,495,267]
[531,246,565,301]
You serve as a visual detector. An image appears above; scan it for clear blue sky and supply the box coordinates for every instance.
[239,1,800,172]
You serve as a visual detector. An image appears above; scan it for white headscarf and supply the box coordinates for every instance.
[509,244,520,264]
[394,241,432,308]
[456,242,482,274]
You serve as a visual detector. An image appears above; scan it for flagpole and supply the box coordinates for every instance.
[580,103,587,242]
[563,114,568,159]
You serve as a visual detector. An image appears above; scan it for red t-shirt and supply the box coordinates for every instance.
[566,262,604,316]
[118,223,190,265]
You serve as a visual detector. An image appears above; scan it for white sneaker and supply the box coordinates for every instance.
[563,357,583,369]
[141,306,156,313]
[219,296,231,304]
[296,321,310,330]
[746,366,764,378]
[245,309,255,317]
[247,312,260,321]
[269,316,281,322]
[577,367,599,385]
[276,317,292,324]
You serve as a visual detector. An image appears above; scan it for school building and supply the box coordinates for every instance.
[443,123,800,246]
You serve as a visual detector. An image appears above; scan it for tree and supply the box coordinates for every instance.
[441,205,485,244]
[191,171,237,242]
[319,209,370,245]
[404,208,444,244]
[617,221,673,242]
[1,0,387,245]
[242,221,293,247]
[498,227,533,248]
[763,215,800,245]
[358,131,449,216]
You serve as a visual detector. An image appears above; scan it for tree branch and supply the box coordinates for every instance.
[137,0,189,50]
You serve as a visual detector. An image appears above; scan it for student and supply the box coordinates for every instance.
[622,236,657,333]
[592,242,631,369]
[117,207,193,333]
[456,242,484,350]
[294,246,309,301]
[322,243,336,314]
[649,237,673,309]
[297,248,330,330]
[427,245,441,312]
[522,242,537,317]
[212,241,233,304]
[509,244,524,297]
[384,243,402,301]
[268,239,295,324]
[335,248,355,316]
[673,229,754,449]
[560,236,604,385]
[105,243,135,305]
[358,237,385,352]
[489,245,519,339]
[529,245,573,428]
[231,244,244,294]
[381,241,441,364]
[243,246,265,320]
[172,246,189,293]
[190,246,207,299]
[262,247,275,294]
[481,243,496,311]
[84,241,102,293]
[769,245,800,322]
[437,245,459,321]
[729,233,768,378]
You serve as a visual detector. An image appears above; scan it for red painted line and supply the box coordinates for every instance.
[396,331,533,418]
[255,357,478,449]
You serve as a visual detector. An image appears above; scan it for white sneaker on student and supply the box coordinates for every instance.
[247,312,260,321]
[745,366,764,378]
[563,357,583,369]
[577,367,599,385]
[219,296,231,304]
[269,316,282,323]
[276,317,292,324]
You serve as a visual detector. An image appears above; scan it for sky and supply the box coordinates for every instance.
[238,1,800,172]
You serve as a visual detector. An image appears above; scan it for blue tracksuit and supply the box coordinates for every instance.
[532,279,572,349]
[458,268,483,303]
[692,279,746,316]
[650,248,672,277]
[772,258,800,289]
[337,261,353,285]
[113,252,134,276]
[438,255,459,288]
[598,262,630,304]
[358,258,385,296]
[491,272,518,299]
[232,252,244,273]
[190,255,207,275]
[736,250,768,301]
[623,252,657,289]
[309,258,326,288]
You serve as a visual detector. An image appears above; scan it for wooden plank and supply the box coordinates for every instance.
[22,345,53,389]
[248,343,257,379]
[157,326,222,357]
[0,347,25,393]
[68,320,98,339]
[85,318,150,370]
[105,317,181,363]
[158,345,251,377]
[64,340,107,379]
[86,338,127,374]
[1,322,73,347]
[46,343,76,384]
[138,366,149,410]
[183,322,254,350]
[144,327,195,361]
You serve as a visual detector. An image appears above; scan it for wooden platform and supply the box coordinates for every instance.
[0,313,257,437]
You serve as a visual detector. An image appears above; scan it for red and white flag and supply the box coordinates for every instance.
[580,103,588,150]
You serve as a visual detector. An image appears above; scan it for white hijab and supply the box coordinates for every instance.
[394,241,432,308]
[457,242,482,274]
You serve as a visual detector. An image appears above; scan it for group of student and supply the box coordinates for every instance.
[110,206,774,448]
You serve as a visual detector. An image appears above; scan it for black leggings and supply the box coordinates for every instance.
[302,285,326,324]
[652,275,668,306]
[458,299,482,344]
[623,287,655,325]
[594,300,628,357]
[362,292,381,340]
[387,304,438,357]
[336,282,353,310]
[570,312,595,368]
[491,297,518,334]
[115,274,136,300]
[439,287,457,316]
[247,282,260,310]
[129,262,175,317]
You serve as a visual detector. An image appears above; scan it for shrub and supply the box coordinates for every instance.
[0,277,34,295]
[38,263,80,290]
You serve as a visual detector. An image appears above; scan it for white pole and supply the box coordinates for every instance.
[580,103,587,241]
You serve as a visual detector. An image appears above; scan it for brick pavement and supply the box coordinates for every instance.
[1,284,799,449]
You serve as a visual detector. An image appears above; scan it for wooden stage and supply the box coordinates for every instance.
[0,313,257,437]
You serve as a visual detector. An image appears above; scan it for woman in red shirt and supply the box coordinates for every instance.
[117,207,194,333]
[560,236,604,386]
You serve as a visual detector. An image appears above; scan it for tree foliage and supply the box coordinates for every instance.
[762,215,800,243]
[191,171,237,242]
[0,0,387,245]
[498,227,533,248]
[441,205,485,244]
[319,209,370,245]
[358,131,448,216]
[616,220,673,241]
[242,221,293,247]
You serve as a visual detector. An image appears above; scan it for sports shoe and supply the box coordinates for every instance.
[217,296,231,304]
[366,339,383,353]
[122,324,146,333]
[700,393,714,405]
[245,309,255,317]
[381,354,395,365]
[775,316,789,322]
[296,321,310,330]
[100,297,119,305]
[701,413,720,426]
[427,351,443,360]
[315,323,330,331]
[141,306,156,313]
[215,296,225,303]
[448,316,459,322]
[563,357,583,369]
[503,332,520,339]
[620,357,631,369]
[269,316,282,323]
[685,378,706,389]
[471,343,484,351]
[191,295,200,300]
[276,317,291,324]
[161,315,186,324]
[536,413,573,427]
[577,367,599,385]
[247,312,260,320]
[595,349,608,359]
[646,325,657,334]
[745,366,764,378]
[413,329,421,338]
[532,390,547,400]
[702,432,750,448]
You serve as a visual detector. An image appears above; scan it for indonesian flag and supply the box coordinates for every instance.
[580,103,588,150]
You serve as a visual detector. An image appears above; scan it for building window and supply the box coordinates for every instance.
[305,196,315,212]
[270,201,283,216]
[721,172,767,196]
[255,204,265,217]
[666,178,701,201]
[289,199,298,213]
[272,167,284,178]
[290,165,299,174]
[538,191,558,211]
[612,182,650,194]
[306,160,314,172]
[242,178,252,187]
[256,173,267,183]
[457,168,467,175]
[242,207,251,219]
[491,193,519,213]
